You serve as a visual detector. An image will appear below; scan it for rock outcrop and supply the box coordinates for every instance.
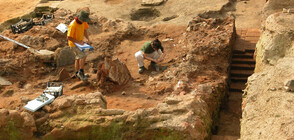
[0,109,36,140]
[242,57,294,139]
[38,87,227,140]
[255,12,294,72]
[241,8,294,140]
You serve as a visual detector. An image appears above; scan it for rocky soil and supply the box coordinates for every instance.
[3,0,292,139]
[0,0,236,139]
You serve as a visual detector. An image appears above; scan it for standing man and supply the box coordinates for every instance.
[67,9,91,80]
[135,39,165,74]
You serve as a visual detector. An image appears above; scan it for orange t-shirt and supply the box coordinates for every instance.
[67,20,89,47]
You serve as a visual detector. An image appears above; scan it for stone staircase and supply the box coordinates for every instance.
[211,29,260,140]
[230,50,255,92]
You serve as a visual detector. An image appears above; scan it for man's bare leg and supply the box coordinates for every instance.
[77,57,87,80]
[79,57,86,70]
[71,59,80,78]
[75,59,80,72]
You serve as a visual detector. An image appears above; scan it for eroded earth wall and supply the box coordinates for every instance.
[241,1,294,139]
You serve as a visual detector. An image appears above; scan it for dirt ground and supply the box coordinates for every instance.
[0,0,264,115]
[0,22,188,112]
[0,7,190,112]
[232,0,265,28]
[0,0,40,23]
[57,0,230,26]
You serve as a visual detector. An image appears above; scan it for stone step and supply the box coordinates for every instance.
[244,49,255,53]
[232,49,255,54]
[230,77,248,82]
[230,69,254,77]
[231,63,255,70]
[232,58,255,64]
[229,82,246,92]
[232,53,253,59]
[211,135,239,140]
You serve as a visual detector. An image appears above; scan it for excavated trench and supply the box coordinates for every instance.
[130,8,160,21]
[212,29,260,139]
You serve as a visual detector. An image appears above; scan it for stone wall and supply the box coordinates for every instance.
[0,109,36,140]
[39,84,227,140]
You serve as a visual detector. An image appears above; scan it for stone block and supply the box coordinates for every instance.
[57,99,73,110]
[164,97,182,105]
[55,47,75,67]
[97,58,131,85]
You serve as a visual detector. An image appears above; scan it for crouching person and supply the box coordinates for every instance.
[135,39,165,74]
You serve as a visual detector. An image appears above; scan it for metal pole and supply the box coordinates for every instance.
[0,34,40,53]
[0,34,31,49]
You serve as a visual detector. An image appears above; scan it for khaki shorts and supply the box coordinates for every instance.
[70,46,86,59]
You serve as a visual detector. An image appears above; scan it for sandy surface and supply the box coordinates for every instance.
[57,0,229,26]
[0,0,39,23]
[233,0,266,28]
[0,0,265,27]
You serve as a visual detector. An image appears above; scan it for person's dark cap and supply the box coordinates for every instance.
[77,10,91,23]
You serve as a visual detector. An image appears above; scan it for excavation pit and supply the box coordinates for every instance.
[130,8,160,21]
[0,7,235,140]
